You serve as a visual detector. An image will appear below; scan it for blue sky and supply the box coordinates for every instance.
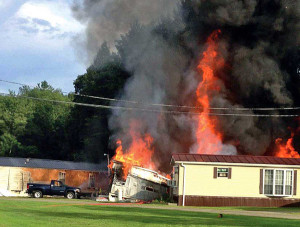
[0,0,86,93]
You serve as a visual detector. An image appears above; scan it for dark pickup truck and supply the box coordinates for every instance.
[26,180,81,199]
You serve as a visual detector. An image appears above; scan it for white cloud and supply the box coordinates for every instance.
[0,1,86,93]
[16,0,83,33]
[0,0,85,51]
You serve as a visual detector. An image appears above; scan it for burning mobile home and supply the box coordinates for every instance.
[109,161,169,201]
[72,1,299,206]
[74,0,299,173]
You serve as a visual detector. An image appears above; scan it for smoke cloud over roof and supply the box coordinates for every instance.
[72,0,300,172]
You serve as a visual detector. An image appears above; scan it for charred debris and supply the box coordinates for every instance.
[108,161,170,202]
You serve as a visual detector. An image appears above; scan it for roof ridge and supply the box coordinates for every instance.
[0,157,106,171]
[0,156,102,165]
[172,153,300,165]
[172,153,300,160]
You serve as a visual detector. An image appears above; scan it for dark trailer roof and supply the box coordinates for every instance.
[0,157,106,172]
[172,154,300,166]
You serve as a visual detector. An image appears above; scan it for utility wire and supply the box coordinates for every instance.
[1,78,300,111]
[0,92,299,118]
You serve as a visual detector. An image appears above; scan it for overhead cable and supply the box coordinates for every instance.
[1,79,300,111]
[0,92,299,118]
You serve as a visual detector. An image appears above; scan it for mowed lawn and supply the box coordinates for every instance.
[0,198,300,227]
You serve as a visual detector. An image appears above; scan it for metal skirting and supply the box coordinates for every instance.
[178,195,300,207]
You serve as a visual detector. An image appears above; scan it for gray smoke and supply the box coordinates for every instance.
[208,0,257,26]
[72,0,180,63]
[108,24,190,166]
[232,43,293,105]
[72,0,299,171]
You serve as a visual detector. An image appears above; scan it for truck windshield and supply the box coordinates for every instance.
[54,181,64,187]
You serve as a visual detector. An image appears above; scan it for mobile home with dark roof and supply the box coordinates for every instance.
[171,154,300,207]
[0,157,108,197]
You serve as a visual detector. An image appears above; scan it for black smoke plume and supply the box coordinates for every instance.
[72,0,300,172]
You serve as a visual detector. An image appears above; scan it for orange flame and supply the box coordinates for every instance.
[194,30,225,154]
[275,133,300,158]
[274,118,300,158]
[165,174,171,180]
[109,120,155,178]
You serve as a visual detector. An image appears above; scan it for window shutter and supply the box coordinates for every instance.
[213,167,217,179]
[228,168,232,179]
[294,170,297,195]
[259,169,263,194]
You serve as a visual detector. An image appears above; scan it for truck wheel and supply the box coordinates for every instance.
[66,191,75,199]
[33,191,43,198]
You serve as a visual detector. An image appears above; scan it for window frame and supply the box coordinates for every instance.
[88,173,96,188]
[58,171,66,184]
[263,169,294,197]
[173,166,179,175]
[168,180,177,187]
[217,168,229,178]
[171,166,179,188]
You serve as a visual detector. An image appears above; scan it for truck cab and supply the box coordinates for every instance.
[27,180,81,199]
[50,180,67,196]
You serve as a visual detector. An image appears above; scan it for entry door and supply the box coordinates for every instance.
[51,181,65,195]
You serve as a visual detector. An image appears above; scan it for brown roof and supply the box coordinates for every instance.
[172,154,300,166]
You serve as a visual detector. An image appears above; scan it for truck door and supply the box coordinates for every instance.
[51,181,66,196]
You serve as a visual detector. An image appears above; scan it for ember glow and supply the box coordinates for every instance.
[194,30,226,154]
[109,120,155,178]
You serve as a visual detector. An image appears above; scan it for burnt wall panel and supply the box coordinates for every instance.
[66,170,89,189]
[22,168,108,192]
[22,168,58,183]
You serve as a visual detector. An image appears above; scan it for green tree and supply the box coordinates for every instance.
[20,81,71,159]
[0,81,71,159]
[67,62,130,162]
[0,90,34,156]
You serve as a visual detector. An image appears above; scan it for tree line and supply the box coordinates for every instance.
[1,1,299,162]
[0,18,180,163]
[0,42,131,163]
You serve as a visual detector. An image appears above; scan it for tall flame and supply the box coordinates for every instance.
[274,118,300,158]
[194,30,225,154]
[109,120,155,178]
[274,135,300,158]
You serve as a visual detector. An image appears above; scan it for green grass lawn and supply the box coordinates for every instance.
[145,203,300,213]
[0,198,300,227]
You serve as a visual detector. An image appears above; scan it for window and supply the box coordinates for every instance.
[275,170,284,195]
[264,170,273,194]
[217,168,229,177]
[173,166,179,174]
[263,169,293,196]
[168,180,177,187]
[145,186,154,192]
[285,171,293,195]
[214,167,232,179]
[89,173,95,188]
[54,181,63,187]
[58,172,65,184]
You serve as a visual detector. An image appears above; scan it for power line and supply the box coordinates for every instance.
[1,78,300,111]
[0,92,299,118]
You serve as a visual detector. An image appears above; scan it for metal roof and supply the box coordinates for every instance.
[172,154,300,166]
[0,157,106,171]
